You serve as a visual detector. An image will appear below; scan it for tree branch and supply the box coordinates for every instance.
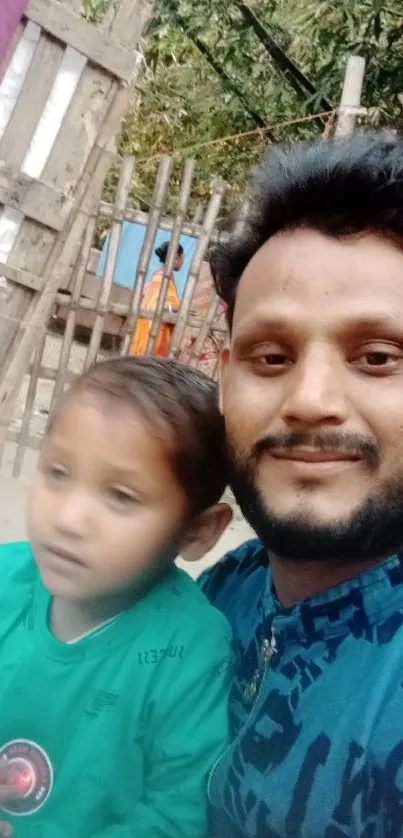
[164,0,273,133]
[234,0,332,113]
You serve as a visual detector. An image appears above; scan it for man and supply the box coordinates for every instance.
[202,133,403,837]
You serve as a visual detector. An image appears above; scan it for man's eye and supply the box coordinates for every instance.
[365,352,396,366]
[262,354,289,366]
[252,353,291,367]
[352,350,403,369]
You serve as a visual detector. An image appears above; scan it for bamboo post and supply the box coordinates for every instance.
[12,330,47,478]
[334,55,366,137]
[120,155,173,356]
[189,294,221,367]
[146,158,195,356]
[169,180,226,360]
[50,215,97,413]
[192,202,204,226]
[85,154,134,369]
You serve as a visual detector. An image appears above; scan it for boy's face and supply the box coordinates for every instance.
[28,390,190,603]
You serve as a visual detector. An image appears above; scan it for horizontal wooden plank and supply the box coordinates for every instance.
[54,292,228,333]
[7,429,43,450]
[99,202,227,244]
[26,362,75,383]
[0,262,44,291]
[0,162,74,231]
[26,0,137,82]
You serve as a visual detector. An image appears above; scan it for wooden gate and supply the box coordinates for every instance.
[0,0,152,445]
[2,153,228,477]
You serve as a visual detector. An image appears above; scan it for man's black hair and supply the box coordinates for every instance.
[57,357,227,517]
[210,132,403,328]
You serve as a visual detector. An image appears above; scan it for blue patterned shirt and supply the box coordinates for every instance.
[200,540,403,837]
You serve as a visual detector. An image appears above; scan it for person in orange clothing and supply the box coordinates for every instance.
[131,241,184,358]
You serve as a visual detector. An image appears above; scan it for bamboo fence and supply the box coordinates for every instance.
[3,151,228,477]
[0,52,367,478]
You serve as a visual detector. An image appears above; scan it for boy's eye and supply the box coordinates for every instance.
[107,487,138,507]
[43,464,69,482]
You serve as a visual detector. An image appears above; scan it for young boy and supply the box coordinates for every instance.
[0,357,233,837]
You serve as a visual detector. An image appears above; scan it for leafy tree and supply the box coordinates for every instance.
[82,0,402,218]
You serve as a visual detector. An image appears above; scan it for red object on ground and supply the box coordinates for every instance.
[0,0,27,68]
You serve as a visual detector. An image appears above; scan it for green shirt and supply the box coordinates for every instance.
[0,542,233,837]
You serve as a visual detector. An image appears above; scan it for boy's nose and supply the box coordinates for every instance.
[53,491,95,540]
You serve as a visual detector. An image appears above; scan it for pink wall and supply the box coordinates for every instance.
[0,0,27,68]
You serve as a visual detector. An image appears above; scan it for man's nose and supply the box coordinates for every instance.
[53,490,96,540]
[280,347,349,428]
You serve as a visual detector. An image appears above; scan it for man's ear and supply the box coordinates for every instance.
[218,347,230,414]
[179,503,233,564]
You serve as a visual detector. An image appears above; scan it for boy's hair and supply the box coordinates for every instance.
[210,132,403,329]
[59,357,228,516]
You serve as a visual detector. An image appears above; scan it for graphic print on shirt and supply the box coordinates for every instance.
[201,542,403,838]
[0,739,53,816]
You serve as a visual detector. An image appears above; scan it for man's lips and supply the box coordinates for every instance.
[270,449,361,463]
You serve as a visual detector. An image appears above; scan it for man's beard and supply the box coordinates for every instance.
[227,434,403,563]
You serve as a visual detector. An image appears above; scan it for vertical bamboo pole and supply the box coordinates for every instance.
[146,158,195,356]
[334,55,366,137]
[49,214,97,415]
[120,155,173,356]
[169,180,226,361]
[189,294,220,367]
[85,154,134,368]
[191,202,204,226]
[12,330,47,478]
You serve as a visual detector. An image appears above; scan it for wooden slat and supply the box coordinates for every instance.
[13,330,47,477]
[26,0,137,82]
[147,158,195,356]
[49,221,95,419]
[0,163,73,230]
[110,0,151,42]
[85,154,134,368]
[120,155,173,355]
[0,21,24,85]
[190,294,221,367]
[0,263,43,292]
[7,429,43,450]
[169,180,226,360]
[99,201,225,244]
[0,33,64,169]
[27,362,74,383]
[44,71,115,195]
[54,292,227,332]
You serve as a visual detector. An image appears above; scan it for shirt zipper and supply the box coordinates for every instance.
[207,627,277,804]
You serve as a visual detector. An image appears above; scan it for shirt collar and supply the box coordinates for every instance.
[263,551,403,645]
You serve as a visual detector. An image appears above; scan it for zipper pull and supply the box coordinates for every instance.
[262,630,277,664]
[243,630,277,703]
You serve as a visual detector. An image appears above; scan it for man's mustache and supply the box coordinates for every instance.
[252,431,380,469]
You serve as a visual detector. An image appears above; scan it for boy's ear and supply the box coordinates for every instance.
[179,503,233,564]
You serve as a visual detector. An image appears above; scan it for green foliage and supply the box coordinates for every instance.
[86,0,403,220]
[81,0,112,24]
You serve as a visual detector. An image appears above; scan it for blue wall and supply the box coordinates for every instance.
[97,222,197,298]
